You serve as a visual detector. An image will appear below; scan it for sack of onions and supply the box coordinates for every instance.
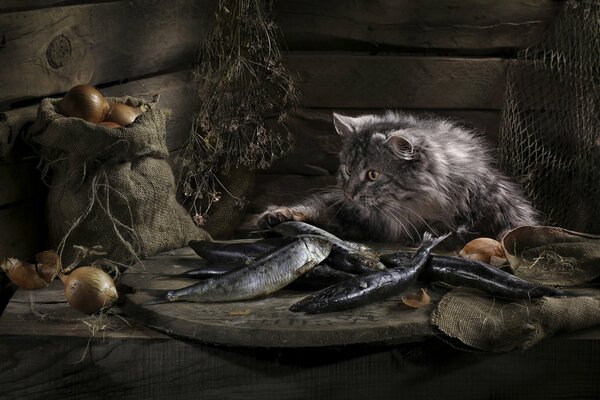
[27,88,210,265]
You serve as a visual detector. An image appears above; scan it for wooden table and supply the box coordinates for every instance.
[1,248,599,400]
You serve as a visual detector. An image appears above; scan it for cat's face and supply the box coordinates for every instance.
[333,113,421,210]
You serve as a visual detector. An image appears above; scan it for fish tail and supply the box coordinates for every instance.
[422,231,453,247]
[151,272,185,279]
[135,288,173,306]
[555,288,599,298]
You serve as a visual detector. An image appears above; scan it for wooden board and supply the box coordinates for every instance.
[0,0,210,106]
[120,247,435,348]
[0,197,45,259]
[0,160,42,206]
[5,0,563,53]
[286,55,508,109]
[274,0,562,52]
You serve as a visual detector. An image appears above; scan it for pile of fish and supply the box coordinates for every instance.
[146,221,581,314]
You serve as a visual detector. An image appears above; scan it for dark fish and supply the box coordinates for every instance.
[157,258,252,279]
[290,232,450,313]
[152,236,332,303]
[287,263,356,291]
[382,253,569,299]
[271,221,385,274]
[188,237,292,263]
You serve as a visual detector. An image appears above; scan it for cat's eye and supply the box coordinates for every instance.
[367,170,380,181]
[345,166,351,175]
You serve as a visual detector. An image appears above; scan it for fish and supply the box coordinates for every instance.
[156,259,354,291]
[290,231,450,313]
[188,237,292,263]
[149,235,332,303]
[381,253,577,299]
[271,221,386,274]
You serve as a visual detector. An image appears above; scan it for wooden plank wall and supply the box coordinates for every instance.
[0,0,563,259]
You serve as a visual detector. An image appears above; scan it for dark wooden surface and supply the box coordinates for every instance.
[274,0,562,53]
[1,257,600,400]
[120,247,435,348]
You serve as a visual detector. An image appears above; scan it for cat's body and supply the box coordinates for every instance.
[257,111,539,247]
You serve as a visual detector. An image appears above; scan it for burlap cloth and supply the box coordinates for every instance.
[28,96,210,265]
[432,226,600,352]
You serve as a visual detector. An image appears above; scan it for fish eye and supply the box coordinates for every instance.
[367,170,380,181]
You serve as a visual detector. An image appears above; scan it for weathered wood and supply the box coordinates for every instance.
[1,259,600,400]
[286,55,509,109]
[248,174,336,213]
[274,0,563,52]
[120,247,435,348]
[0,160,42,206]
[0,198,45,259]
[0,0,210,106]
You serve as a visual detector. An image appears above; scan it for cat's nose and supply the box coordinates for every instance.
[344,189,355,200]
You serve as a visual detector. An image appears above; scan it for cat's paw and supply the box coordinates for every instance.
[256,206,304,229]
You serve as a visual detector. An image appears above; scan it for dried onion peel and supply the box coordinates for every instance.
[0,250,61,290]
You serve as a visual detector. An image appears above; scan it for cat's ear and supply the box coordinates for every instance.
[386,133,414,160]
[332,113,356,136]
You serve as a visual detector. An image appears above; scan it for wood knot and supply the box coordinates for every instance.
[46,35,72,69]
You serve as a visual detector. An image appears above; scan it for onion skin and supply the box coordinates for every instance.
[0,251,61,290]
[105,103,142,126]
[60,267,118,314]
[1,258,49,290]
[459,237,506,265]
[56,85,110,123]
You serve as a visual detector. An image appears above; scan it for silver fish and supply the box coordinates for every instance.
[161,236,332,303]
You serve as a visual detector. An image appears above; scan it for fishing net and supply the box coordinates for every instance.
[498,0,600,234]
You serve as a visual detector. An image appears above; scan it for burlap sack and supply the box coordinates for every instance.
[502,226,600,286]
[28,96,210,265]
[432,288,600,352]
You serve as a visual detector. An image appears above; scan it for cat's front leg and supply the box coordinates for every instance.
[256,205,309,229]
[256,193,335,229]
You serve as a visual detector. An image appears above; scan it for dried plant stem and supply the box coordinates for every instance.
[177,0,299,224]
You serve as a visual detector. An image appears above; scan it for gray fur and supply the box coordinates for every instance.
[257,111,539,245]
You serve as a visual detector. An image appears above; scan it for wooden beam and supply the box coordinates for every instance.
[286,54,509,109]
[0,0,210,106]
[274,0,563,52]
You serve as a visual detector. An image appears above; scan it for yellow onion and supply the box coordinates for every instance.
[459,237,506,265]
[59,266,118,314]
[56,85,110,123]
[104,102,142,126]
[0,250,61,290]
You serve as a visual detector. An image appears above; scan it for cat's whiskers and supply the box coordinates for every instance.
[381,200,437,235]
[373,204,415,242]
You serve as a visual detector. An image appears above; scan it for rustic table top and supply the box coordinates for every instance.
[0,246,436,348]
[119,247,436,348]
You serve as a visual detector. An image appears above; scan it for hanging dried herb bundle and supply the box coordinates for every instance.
[178,0,298,224]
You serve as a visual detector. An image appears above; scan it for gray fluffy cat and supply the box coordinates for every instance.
[257,111,539,246]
